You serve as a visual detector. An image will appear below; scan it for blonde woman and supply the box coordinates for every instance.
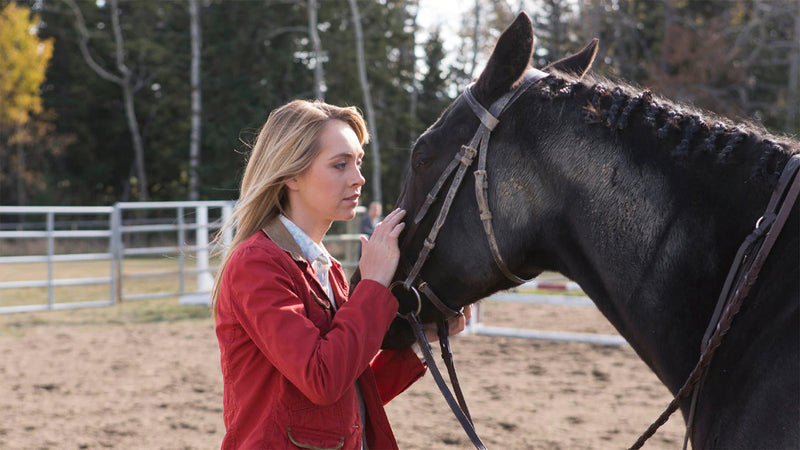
[212,100,468,450]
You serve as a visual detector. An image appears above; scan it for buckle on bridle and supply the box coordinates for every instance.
[389,281,422,318]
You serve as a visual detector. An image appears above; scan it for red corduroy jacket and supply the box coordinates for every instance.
[215,218,426,450]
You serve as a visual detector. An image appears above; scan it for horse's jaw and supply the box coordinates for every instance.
[381,318,415,349]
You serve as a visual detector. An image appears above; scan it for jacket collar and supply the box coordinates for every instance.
[262,217,307,263]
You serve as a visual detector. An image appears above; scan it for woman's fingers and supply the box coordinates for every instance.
[423,304,474,342]
[388,221,405,238]
[374,209,405,234]
[462,304,472,321]
[357,208,406,287]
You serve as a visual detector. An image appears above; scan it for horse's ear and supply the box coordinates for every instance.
[544,39,599,79]
[473,12,534,104]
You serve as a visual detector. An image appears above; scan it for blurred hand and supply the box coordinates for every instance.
[358,208,406,287]
[425,304,472,342]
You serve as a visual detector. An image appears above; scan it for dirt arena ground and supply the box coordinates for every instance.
[0,299,685,449]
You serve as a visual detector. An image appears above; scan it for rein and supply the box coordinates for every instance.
[394,68,549,450]
[630,153,800,449]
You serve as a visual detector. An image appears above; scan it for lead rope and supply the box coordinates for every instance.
[438,319,473,422]
[403,311,487,449]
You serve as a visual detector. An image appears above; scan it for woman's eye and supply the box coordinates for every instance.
[333,162,346,170]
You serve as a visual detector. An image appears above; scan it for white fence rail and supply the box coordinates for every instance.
[1,203,624,347]
[0,206,117,313]
[0,201,366,314]
[469,280,628,346]
[0,202,236,312]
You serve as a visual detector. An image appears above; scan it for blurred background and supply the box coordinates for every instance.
[1,0,799,208]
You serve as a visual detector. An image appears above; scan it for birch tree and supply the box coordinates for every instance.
[786,3,799,132]
[189,0,202,201]
[62,0,149,201]
[308,0,326,100]
[347,0,381,203]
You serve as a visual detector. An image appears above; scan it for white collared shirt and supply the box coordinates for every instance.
[279,215,336,308]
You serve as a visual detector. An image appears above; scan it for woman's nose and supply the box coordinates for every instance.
[353,167,366,186]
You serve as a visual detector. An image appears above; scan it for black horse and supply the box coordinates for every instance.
[364,12,798,449]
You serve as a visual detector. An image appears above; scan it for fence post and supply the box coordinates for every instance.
[222,203,233,248]
[179,204,214,305]
[177,206,186,295]
[111,204,123,304]
[46,211,55,310]
[196,205,213,292]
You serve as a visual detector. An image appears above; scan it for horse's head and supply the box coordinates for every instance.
[381,12,599,348]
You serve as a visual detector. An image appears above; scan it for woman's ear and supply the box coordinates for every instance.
[284,178,299,191]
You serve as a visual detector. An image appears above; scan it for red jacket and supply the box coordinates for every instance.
[215,218,426,449]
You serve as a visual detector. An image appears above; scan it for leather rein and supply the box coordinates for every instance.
[393,69,549,449]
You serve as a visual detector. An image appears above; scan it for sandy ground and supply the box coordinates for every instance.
[0,300,686,449]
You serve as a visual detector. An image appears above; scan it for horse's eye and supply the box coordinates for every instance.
[411,146,432,170]
[413,156,430,170]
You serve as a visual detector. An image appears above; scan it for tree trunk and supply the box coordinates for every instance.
[408,0,419,143]
[347,0,381,203]
[15,127,27,206]
[786,3,800,133]
[308,0,326,100]
[470,0,480,78]
[122,82,148,201]
[189,0,202,201]
[660,0,675,74]
[62,0,149,201]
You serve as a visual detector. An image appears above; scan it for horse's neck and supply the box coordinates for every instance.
[548,117,786,394]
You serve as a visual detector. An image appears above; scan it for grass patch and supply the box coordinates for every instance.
[0,257,215,336]
[0,297,213,337]
[0,257,216,307]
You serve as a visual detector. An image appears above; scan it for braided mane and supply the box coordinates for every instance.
[534,71,798,186]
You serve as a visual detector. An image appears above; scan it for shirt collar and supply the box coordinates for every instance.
[278,215,331,267]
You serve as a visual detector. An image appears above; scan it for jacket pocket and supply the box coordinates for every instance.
[286,426,344,450]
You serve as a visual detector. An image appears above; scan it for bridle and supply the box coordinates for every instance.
[392,68,550,449]
[395,67,551,315]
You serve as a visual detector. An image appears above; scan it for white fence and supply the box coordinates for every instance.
[468,279,628,346]
[0,202,233,312]
[0,203,623,346]
[0,201,367,314]
[0,205,118,313]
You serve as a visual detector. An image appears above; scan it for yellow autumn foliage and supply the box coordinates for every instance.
[0,2,54,128]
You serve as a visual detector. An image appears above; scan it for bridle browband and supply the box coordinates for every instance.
[394,68,550,449]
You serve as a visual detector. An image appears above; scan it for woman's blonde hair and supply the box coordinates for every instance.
[211,100,369,315]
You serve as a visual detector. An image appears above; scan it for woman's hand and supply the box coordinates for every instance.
[425,305,473,342]
[358,208,406,287]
